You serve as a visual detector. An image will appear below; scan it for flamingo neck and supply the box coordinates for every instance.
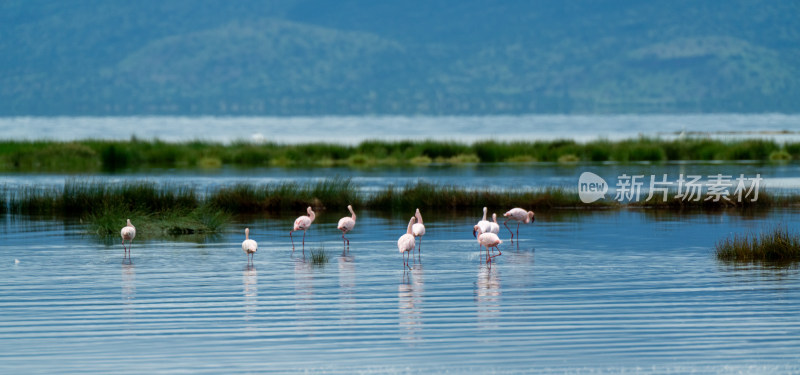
[245,228,249,240]
[407,218,415,234]
[349,206,356,221]
[307,208,315,222]
[482,207,487,221]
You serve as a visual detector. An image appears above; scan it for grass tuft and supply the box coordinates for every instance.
[557,154,580,163]
[716,226,800,263]
[310,247,329,265]
[769,150,792,162]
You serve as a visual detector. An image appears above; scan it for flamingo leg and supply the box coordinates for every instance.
[302,230,306,254]
[516,223,520,240]
[504,218,514,239]
[490,246,502,259]
[290,231,295,251]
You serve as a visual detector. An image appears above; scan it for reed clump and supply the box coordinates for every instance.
[8,180,198,215]
[310,247,329,265]
[7,180,229,236]
[88,207,229,236]
[207,177,362,213]
[716,226,800,263]
[366,182,607,211]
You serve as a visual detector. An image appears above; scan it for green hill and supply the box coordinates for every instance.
[1,0,798,115]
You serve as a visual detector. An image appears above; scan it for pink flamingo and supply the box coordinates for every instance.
[503,208,535,241]
[412,208,426,254]
[120,219,136,258]
[242,228,258,265]
[290,206,315,254]
[398,216,416,269]
[489,213,500,234]
[474,224,502,262]
[337,205,356,248]
[473,206,492,238]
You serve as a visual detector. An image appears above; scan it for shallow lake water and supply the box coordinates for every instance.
[2,209,800,373]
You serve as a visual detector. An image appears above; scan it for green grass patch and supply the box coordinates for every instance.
[769,150,792,162]
[310,247,329,265]
[366,182,603,211]
[716,226,800,263]
[8,180,199,216]
[88,206,229,236]
[7,180,228,237]
[207,177,361,213]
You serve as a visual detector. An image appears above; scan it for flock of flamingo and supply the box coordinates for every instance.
[119,206,535,268]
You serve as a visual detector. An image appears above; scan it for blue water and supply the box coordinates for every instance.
[3,162,800,195]
[2,209,799,373]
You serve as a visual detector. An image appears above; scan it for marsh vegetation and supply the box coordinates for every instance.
[716,226,800,263]
[1,138,798,172]
[3,178,799,239]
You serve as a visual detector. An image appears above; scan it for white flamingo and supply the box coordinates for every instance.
[503,207,535,241]
[412,208,426,254]
[489,213,501,234]
[290,206,315,253]
[242,228,258,264]
[120,219,136,258]
[337,205,356,248]
[398,216,416,269]
[473,206,492,238]
[474,224,502,262]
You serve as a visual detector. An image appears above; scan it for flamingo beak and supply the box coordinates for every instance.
[473,229,477,238]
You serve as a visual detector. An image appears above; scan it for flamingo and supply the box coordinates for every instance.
[337,205,356,248]
[290,206,315,254]
[474,224,502,262]
[242,228,258,265]
[398,216,416,269]
[412,208,426,254]
[473,206,492,238]
[120,219,136,258]
[489,213,501,234]
[503,207,535,241]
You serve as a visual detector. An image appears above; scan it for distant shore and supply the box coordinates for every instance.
[0,137,797,172]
